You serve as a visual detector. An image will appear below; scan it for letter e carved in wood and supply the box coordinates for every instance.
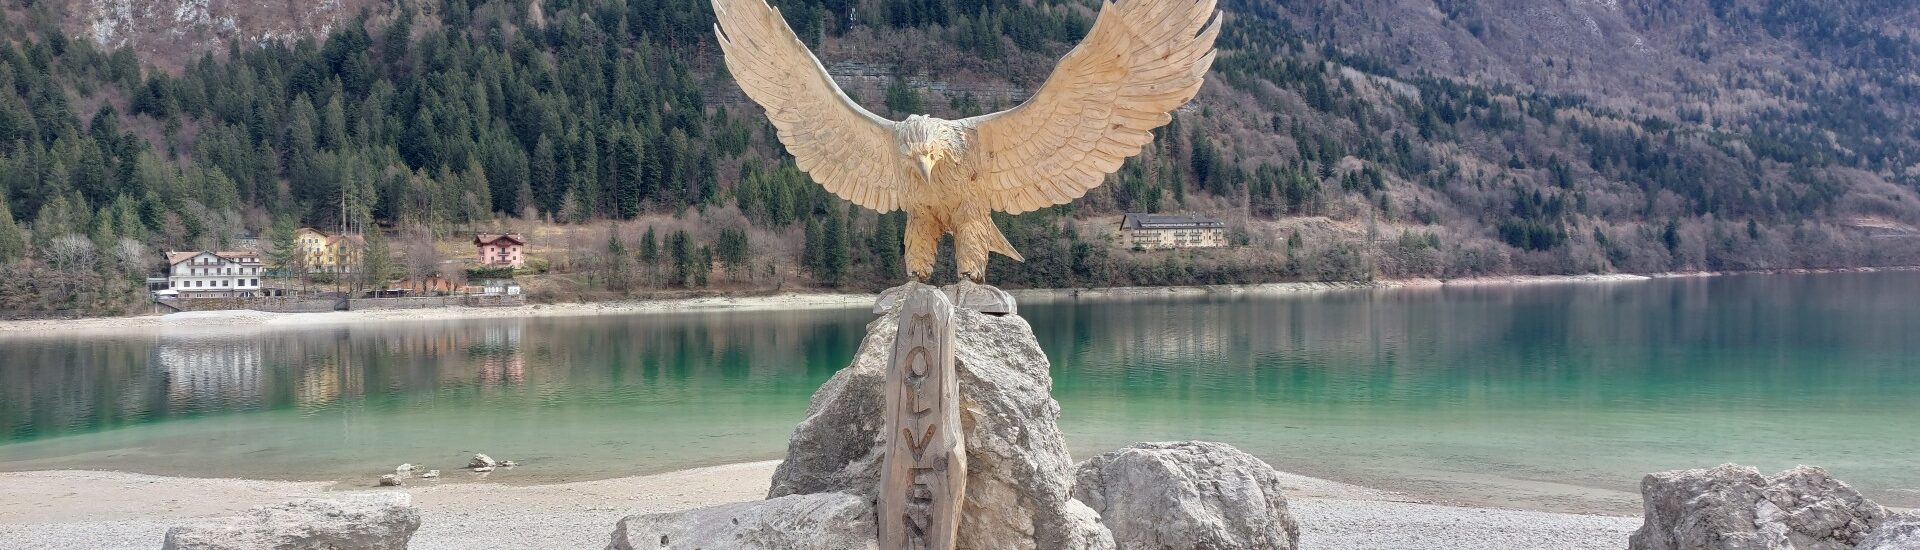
[878,284,965,550]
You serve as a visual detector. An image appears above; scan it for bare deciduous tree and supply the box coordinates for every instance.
[403,227,443,292]
[44,235,97,272]
[113,237,148,279]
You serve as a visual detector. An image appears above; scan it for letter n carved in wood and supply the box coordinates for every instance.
[878,284,965,550]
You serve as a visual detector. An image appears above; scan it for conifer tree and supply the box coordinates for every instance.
[870,212,903,279]
[265,216,299,275]
[319,95,348,151]
[88,206,117,250]
[605,231,631,291]
[462,159,492,223]
[714,227,750,281]
[530,136,559,215]
[694,244,712,287]
[0,197,25,263]
[286,95,319,166]
[358,229,395,294]
[34,195,78,239]
[666,229,694,287]
[639,226,659,265]
[802,217,822,273]
[612,131,645,219]
[818,207,849,286]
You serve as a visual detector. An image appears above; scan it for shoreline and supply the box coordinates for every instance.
[0,463,1640,550]
[3,266,1911,336]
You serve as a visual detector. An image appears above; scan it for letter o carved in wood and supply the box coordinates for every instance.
[906,346,931,379]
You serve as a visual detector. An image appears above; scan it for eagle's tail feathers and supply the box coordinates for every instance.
[979,221,1023,263]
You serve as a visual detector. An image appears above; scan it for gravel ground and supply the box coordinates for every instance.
[1293,498,1637,550]
[0,462,1638,550]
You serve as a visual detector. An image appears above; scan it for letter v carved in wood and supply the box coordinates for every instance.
[903,424,937,462]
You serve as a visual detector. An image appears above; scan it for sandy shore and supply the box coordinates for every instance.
[0,463,1638,550]
[5,267,1914,336]
[0,274,1624,336]
[0,293,881,336]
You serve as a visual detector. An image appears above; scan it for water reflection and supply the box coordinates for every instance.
[1,272,1917,513]
[155,335,266,411]
[0,309,874,449]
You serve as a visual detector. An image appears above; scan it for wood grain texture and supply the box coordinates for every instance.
[711,0,904,213]
[963,0,1221,215]
[713,0,1217,280]
[877,284,965,550]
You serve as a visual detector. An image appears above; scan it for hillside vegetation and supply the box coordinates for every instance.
[1,0,1917,315]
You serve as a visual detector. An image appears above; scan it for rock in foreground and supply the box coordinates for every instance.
[1628,464,1888,550]
[162,493,420,550]
[1074,441,1300,550]
[769,307,1112,550]
[605,492,876,550]
[1859,512,1920,550]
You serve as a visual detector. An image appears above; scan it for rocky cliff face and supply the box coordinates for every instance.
[1246,0,1920,139]
[73,0,386,68]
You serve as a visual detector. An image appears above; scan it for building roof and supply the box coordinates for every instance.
[1121,213,1227,230]
[325,234,366,247]
[166,250,262,266]
[475,233,527,246]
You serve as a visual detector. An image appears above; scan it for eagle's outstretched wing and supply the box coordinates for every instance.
[963,0,1220,214]
[712,0,904,212]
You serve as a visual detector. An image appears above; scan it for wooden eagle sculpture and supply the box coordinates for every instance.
[713,0,1220,283]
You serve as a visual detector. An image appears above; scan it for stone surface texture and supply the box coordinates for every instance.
[160,492,419,550]
[768,308,1113,550]
[1628,464,1889,550]
[1857,512,1920,550]
[604,492,876,550]
[1073,441,1300,550]
[468,454,497,469]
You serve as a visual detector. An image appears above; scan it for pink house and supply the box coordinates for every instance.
[474,233,527,268]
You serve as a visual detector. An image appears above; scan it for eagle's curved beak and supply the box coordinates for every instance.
[915,154,936,180]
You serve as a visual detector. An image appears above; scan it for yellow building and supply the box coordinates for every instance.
[294,228,366,273]
[1120,214,1229,250]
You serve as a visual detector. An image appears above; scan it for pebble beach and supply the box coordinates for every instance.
[0,461,1639,550]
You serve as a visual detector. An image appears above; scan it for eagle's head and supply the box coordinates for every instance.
[898,115,965,181]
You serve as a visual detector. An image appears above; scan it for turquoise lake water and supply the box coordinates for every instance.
[3,271,1917,514]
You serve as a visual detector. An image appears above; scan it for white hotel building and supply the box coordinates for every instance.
[162,251,265,297]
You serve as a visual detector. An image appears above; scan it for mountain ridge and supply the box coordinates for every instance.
[0,0,1915,315]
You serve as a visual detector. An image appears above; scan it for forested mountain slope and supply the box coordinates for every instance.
[0,0,1916,314]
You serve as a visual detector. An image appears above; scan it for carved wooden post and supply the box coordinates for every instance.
[878,283,966,550]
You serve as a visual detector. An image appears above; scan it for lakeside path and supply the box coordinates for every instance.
[0,272,1679,336]
[11,266,1910,336]
[0,463,1639,550]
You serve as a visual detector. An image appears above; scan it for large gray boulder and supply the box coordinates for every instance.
[1857,512,1920,550]
[1073,441,1300,550]
[1628,464,1888,550]
[606,492,877,550]
[769,308,1113,550]
[161,492,420,550]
